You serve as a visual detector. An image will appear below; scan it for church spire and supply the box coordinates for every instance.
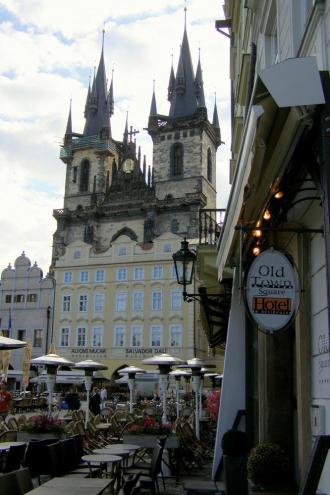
[64,99,72,146]
[109,68,114,116]
[123,111,128,145]
[149,80,157,117]
[169,9,197,118]
[195,49,205,108]
[212,93,220,130]
[167,54,175,102]
[84,31,111,138]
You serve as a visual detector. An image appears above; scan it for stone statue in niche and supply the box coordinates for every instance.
[144,213,155,243]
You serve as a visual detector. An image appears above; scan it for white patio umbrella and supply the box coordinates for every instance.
[31,353,75,416]
[119,366,146,413]
[0,335,27,350]
[73,359,108,428]
[143,354,185,424]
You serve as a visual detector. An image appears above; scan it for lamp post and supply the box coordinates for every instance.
[169,369,190,419]
[178,358,214,439]
[119,366,145,414]
[31,352,74,416]
[143,354,184,424]
[74,359,108,428]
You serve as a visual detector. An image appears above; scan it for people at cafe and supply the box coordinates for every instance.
[100,386,107,406]
[0,382,12,419]
[89,387,101,415]
[64,387,81,410]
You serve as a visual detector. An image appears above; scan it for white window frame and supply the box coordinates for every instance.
[92,326,103,347]
[95,269,105,282]
[116,292,128,312]
[133,267,144,281]
[151,289,163,311]
[60,327,70,347]
[163,243,172,253]
[150,325,163,347]
[64,271,73,284]
[152,265,163,279]
[62,295,71,312]
[78,294,88,312]
[169,324,182,347]
[131,325,143,347]
[77,327,87,347]
[133,291,144,312]
[118,245,127,256]
[117,267,128,281]
[114,325,126,347]
[94,293,105,313]
[80,270,89,283]
[171,289,182,310]
[73,250,81,259]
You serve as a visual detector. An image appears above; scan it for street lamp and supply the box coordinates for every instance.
[142,354,184,424]
[119,366,145,414]
[172,239,196,301]
[74,359,108,428]
[31,352,74,416]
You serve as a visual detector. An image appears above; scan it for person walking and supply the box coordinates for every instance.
[89,387,101,416]
[0,382,12,419]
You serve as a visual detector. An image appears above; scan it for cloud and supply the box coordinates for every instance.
[0,0,232,272]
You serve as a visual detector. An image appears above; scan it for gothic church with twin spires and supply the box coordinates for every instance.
[50,20,222,377]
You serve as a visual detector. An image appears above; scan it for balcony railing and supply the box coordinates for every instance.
[60,134,116,159]
[199,209,226,245]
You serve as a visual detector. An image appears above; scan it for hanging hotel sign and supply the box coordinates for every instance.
[245,248,298,333]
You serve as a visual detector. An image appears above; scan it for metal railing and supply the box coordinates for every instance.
[60,134,116,158]
[199,209,226,245]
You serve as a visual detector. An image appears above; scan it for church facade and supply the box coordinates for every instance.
[51,22,222,378]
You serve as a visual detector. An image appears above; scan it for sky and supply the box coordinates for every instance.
[0,0,231,275]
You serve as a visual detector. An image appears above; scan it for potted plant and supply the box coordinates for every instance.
[247,443,294,494]
[221,429,251,495]
[18,413,66,441]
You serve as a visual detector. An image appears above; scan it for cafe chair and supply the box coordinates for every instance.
[0,467,33,495]
[2,443,27,473]
[22,438,57,484]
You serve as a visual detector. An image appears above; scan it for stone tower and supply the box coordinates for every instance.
[147,22,221,239]
[52,21,221,266]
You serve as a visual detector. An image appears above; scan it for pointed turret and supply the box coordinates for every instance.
[149,81,157,117]
[109,69,114,116]
[167,57,175,102]
[169,20,197,118]
[84,31,111,138]
[123,112,128,145]
[64,100,72,146]
[212,96,220,130]
[84,78,91,118]
[195,50,206,108]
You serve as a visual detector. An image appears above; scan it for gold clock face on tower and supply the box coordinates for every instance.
[123,158,135,174]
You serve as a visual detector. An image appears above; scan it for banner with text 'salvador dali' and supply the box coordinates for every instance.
[245,248,298,333]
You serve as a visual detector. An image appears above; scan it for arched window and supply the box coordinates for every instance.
[207,148,212,183]
[170,143,184,178]
[80,159,90,192]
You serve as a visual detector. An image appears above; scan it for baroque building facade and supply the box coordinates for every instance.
[0,252,55,388]
[51,21,222,378]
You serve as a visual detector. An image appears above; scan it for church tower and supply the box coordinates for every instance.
[147,19,221,239]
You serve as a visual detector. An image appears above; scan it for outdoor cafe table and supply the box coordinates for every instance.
[0,441,26,452]
[25,477,112,494]
[82,453,122,479]
[93,447,130,467]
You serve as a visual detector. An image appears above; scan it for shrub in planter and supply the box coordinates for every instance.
[221,429,251,495]
[247,443,290,490]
